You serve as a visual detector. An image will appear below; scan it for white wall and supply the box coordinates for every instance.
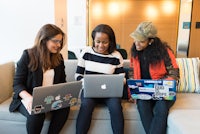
[67,0,87,58]
[0,0,55,64]
[176,0,192,57]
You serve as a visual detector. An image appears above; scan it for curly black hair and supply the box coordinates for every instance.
[131,37,173,65]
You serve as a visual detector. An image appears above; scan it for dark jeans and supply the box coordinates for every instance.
[76,92,124,134]
[137,100,175,134]
[18,103,70,134]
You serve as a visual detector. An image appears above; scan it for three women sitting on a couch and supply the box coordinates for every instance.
[9,22,179,134]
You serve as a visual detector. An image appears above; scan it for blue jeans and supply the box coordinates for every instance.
[76,92,124,134]
[137,100,175,134]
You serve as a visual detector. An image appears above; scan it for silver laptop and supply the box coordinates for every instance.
[22,81,82,115]
[83,74,124,98]
[127,79,176,100]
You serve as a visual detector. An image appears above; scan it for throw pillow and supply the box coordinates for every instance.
[0,61,15,103]
[176,58,200,93]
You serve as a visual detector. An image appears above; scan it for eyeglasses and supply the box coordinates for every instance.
[50,39,62,44]
[94,40,109,44]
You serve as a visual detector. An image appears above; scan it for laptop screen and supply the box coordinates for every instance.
[28,81,82,115]
[84,74,124,98]
[127,79,176,100]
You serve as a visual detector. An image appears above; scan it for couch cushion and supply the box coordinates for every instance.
[167,110,200,134]
[167,93,200,134]
[0,98,140,122]
[0,61,15,103]
[171,93,200,110]
[0,98,26,122]
[123,59,130,68]
[176,58,200,93]
[122,101,140,120]
[64,60,77,82]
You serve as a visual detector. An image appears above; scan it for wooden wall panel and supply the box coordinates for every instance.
[188,0,200,58]
[54,0,68,59]
[88,0,180,59]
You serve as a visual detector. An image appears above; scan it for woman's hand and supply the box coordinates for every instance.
[128,98,137,104]
[23,96,33,112]
[20,90,33,113]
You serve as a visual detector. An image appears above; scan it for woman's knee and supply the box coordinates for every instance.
[107,99,123,113]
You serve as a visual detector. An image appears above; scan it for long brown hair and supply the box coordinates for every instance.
[28,24,66,71]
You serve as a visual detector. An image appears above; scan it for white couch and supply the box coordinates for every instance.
[0,59,200,134]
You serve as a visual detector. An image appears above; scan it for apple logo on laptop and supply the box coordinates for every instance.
[101,84,107,90]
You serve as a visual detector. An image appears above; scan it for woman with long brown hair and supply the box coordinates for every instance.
[9,24,69,134]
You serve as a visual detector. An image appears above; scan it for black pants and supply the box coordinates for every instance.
[76,92,124,134]
[137,100,175,134]
[18,103,70,134]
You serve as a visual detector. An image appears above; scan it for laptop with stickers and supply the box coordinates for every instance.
[22,81,82,115]
[83,74,124,98]
[127,79,176,100]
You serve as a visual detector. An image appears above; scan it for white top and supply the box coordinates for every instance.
[75,46,124,81]
[42,69,54,86]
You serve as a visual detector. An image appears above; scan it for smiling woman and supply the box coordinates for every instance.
[75,24,125,134]
[9,23,70,134]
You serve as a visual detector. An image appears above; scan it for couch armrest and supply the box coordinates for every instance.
[0,61,15,103]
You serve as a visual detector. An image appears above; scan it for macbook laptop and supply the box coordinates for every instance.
[22,81,82,115]
[83,74,124,98]
[127,79,176,100]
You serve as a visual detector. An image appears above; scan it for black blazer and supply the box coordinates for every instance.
[9,50,66,112]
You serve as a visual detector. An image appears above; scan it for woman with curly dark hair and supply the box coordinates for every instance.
[129,21,179,134]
